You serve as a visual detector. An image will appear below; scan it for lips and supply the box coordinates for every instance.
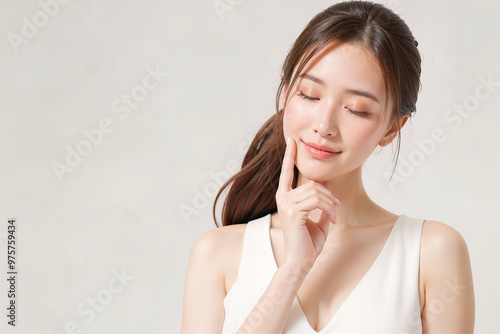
[302,140,340,153]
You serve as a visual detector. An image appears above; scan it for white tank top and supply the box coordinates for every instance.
[222,213,425,334]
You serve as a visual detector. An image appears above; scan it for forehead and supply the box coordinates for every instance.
[297,41,387,102]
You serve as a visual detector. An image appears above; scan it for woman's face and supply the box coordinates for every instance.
[282,41,400,182]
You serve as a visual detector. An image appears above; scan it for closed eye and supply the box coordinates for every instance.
[345,108,370,117]
[297,91,319,101]
[297,91,370,116]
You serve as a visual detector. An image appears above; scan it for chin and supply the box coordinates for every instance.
[296,165,336,183]
[296,160,359,183]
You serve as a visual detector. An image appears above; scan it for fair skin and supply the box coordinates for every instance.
[180,42,475,333]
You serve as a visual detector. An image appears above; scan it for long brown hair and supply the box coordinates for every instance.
[213,0,421,227]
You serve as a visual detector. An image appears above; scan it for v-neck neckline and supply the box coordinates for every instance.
[264,213,405,333]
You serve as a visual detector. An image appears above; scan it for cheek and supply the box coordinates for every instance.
[283,102,308,136]
[342,121,382,154]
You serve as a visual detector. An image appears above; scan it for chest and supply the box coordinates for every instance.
[223,223,426,333]
[272,227,425,331]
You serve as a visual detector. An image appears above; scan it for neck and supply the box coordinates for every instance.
[295,166,379,229]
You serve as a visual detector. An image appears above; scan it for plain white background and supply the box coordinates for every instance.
[0,0,498,333]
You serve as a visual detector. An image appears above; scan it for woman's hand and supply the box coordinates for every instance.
[275,137,340,270]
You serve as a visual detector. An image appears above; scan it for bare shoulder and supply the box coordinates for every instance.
[193,223,247,251]
[191,223,247,274]
[419,219,475,326]
[419,220,475,331]
[181,223,248,332]
[420,219,471,263]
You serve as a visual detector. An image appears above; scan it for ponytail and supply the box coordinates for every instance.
[212,109,297,227]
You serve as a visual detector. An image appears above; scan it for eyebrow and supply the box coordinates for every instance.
[298,73,381,104]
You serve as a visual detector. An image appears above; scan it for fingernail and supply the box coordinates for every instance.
[287,137,291,145]
[334,198,341,205]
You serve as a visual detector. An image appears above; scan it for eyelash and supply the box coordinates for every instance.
[296,91,370,117]
[297,91,318,101]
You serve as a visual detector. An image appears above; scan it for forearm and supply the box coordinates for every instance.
[236,260,312,334]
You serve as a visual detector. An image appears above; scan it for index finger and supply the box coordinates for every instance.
[278,137,296,192]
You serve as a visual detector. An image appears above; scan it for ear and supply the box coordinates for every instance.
[379,114,408,147]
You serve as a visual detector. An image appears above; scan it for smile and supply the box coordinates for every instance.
[302,140,341,159]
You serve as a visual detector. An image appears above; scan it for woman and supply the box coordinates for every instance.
[181,1,475,333]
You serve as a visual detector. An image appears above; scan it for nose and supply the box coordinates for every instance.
[312,103,338,137]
